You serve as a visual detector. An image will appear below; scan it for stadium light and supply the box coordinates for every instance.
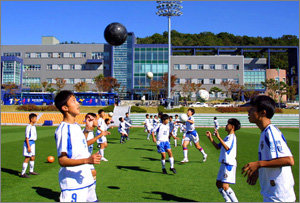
[156,1,182,109]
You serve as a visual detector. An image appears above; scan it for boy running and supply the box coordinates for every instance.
[119,117,132,144]
[242,95,295,202]
[206,118,241,202]
[54,90,101,202]
[20,113,39,178]
[152,114,178,174]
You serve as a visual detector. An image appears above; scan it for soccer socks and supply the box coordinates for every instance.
[99,149,104,157]
[161,159,166,169]
[225,187,238,202]
[169,157,174,169]
[21,162,28,175]
[183,148,188,160]
[199,147,207,156]
[218,188,231,202]
[147,133,150,140]
[174,139,177,147]
[29,161,35,172]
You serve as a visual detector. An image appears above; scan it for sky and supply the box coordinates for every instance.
[1,1,299,45]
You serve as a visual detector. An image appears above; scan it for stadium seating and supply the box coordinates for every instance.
[36,113,86,125]
[1,113,40,124]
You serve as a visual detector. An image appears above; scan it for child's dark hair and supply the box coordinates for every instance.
[125,112,129,115]
[105,118,110,124]
[250,95,276,119]
[214,117,217,120]
[29,113,37,121]
[161,114,169,121]
[85,112,96,119]
[98,109,104,114]
[158,112,163,117]
[175,114,178,117]
[228,118,241,131]
[54,90,75,114]
[119,117,123,122]
[150,115,153,117]
[169,116,173,119]
[146,114,149,117]
[188,108,195,115]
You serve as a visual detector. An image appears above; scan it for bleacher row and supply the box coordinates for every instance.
[1,113,86,125]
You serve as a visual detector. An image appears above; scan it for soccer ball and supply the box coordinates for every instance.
[147,72,153,79]
[47,156,55,163]
[180,114,188,122]
[108,112,113,117]
[199,89,209,101]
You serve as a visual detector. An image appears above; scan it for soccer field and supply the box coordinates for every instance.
[1,126,299,202]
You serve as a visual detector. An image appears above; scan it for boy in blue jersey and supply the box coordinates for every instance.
[20,113,39,178]
[206,118,241,202]
[242,95,295,202]
[180,108,207,163]
[152,114,179,174]
[54,90,102,202]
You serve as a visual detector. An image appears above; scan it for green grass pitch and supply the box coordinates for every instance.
[1,126,299,202]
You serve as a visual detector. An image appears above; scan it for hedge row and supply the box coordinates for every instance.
[216,107,283,113]
[130,106,147,113]
[16,104,58,111]
[157,105,185,113]
[101,105,115,112]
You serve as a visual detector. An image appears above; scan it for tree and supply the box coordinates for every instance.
[41,81,48,92]
[286,85,297,102]
[102,77,120,92]
[94,74,105,92]
[30,83,42,92]
[161,73,177,96]
[2,82,18,96]
[220,81,235,99]
[74,82,89,92]
[46,83,56,93]
[262,79,279,101]
[148,80,163,100]
[209,86,223,99]
[55,78,66,92]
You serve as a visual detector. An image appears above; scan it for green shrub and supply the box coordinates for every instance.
[16,104,58,111]
[130,106,147,113]
[102,105,115,112]
[157,105,185,113]
[224,98,233,102]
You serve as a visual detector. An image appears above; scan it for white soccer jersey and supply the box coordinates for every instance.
[85,131,94,155]
[96,118,105,135]
[145,118,152,130]
[119,121,131,133]
[153,118,159,128]
[186,116,195,132]
[152,123,170,142]
[214,120,219,129]
[218,134,237,166]
[258,124,295,202]
[25,124,37,141]
[169,121,174,133]
[55,122,94,191]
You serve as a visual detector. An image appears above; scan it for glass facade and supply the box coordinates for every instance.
[1,59,22,85]
[244,70,266,89]
[23,77,41,87]
[134,46,168,89]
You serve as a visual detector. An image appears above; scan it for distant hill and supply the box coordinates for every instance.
[137,30,299,70]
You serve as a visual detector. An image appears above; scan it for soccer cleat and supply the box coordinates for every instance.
[29,171,39,175]
[203,154,207,162]
[162,168,167,174]
[101,157,108,162]
[20,173,30,178]
[180,159,189,163]
[170,168,177,174]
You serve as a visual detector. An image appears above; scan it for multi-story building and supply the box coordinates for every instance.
[1,34,298,100]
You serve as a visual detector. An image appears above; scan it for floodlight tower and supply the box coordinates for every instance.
[156,1,182,109]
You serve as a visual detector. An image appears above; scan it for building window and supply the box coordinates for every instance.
[69,78,74,84]
[3,52,21,57]
[58,52,63,58]
[198,64,204,70]
[47,78,52,84]
[70,52,75,58]
[47,64,52,70]
[222,78,228,83]
[209,78,215,84]
[36,53,41,58]
[198,78,204,84]
[80,78,86,82]
[234,78,239,84]
[58,64,63,70]
[210,64,215,70]
[70,64,75,70]
[81,52,86,58]
[25,53,30,58]
[185,64,191,70]
[24,64,41,71]
[48,52,53,58]
[233,64,239,70]
[175,79,180,85]
[222,64,228,70]
[186,78,191,83]
[92,52,103,59]
[174,64,180,70]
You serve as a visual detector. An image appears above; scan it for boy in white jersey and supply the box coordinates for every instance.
[119,117,132,143]
[96,109,106,147]
[54,90,101,202]
[20,113,39,178]
[180,108,207,163]
[206,118,241,202]
[242,95,295,202]
[172,115,180,147]
[145,114,153,140]
[152,114,179,174]
[214,117,219,131]
[97,118,111,161]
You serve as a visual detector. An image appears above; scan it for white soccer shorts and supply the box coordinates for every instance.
[184,132,199,143]
[60,182,97,202]
[216,163,236,184]
[98,136,107,143]
[23,143,35,157]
